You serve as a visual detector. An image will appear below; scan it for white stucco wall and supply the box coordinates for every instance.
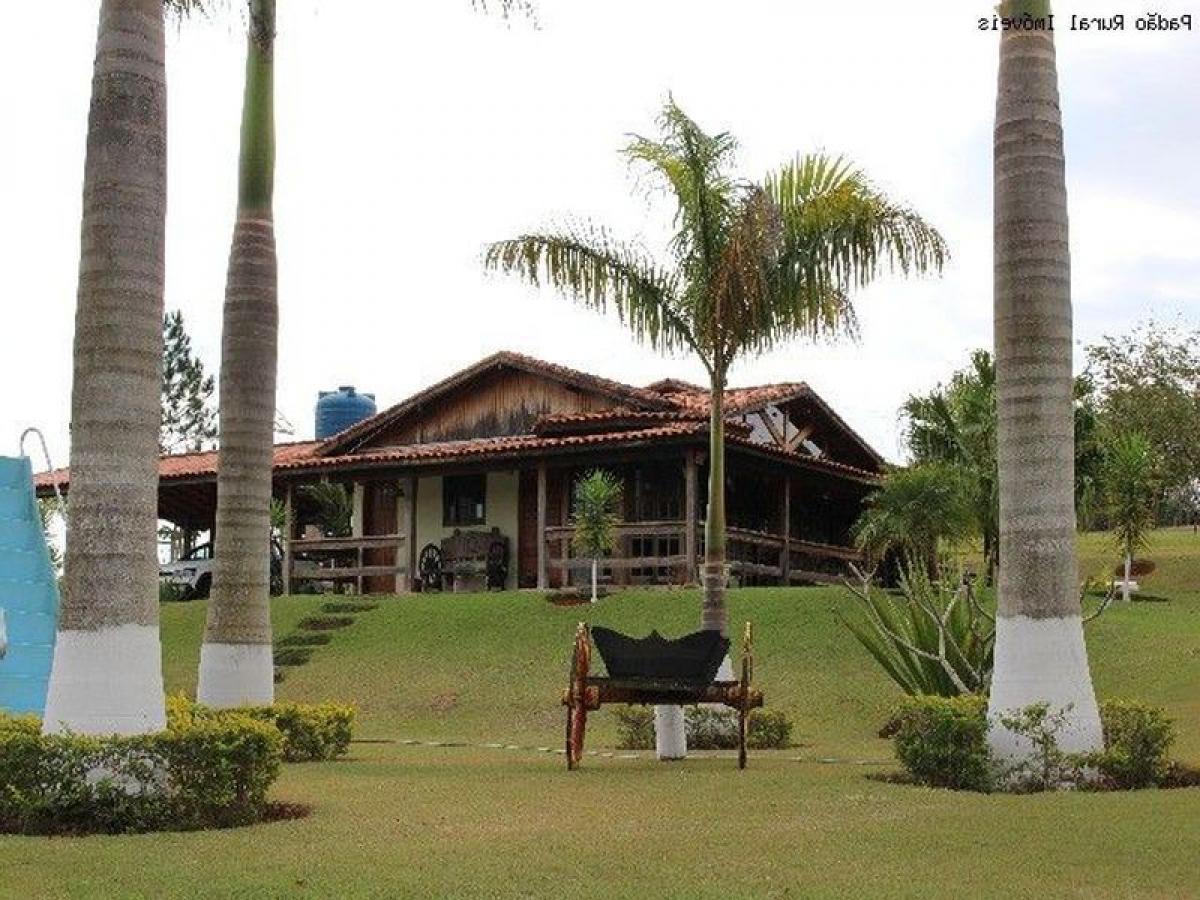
[414,471,520,590]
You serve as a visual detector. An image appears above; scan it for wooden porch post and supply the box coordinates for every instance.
[352,481,364,595]
[536,463,548,590]
[684,450,698,584]
[780,474,791,585]
[394,478,406,594]
[282,483,295,594]
[406,476,419,592]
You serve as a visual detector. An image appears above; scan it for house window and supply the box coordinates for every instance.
[443,474,486,527]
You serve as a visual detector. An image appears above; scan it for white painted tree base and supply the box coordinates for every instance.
[987,615,1103,764]
[654,705,687,759]
[196,642,275,709]
[42,624,167,736]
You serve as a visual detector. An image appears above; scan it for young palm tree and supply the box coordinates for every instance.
[571,470,623,603]
[1101,432,1159,602]
[43,0,206,736]
[487,99,947,637]
[987,0,1103,765]
[198,0,279,707]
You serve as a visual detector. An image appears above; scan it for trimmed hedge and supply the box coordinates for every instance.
[890,694,992,791]
[0,713,282,835]
[168,696,356,763]
[613,706,794,751]
[889,696,1180,793]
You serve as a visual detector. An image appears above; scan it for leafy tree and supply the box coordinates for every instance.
[486,98,946,637]
[161,311,217,454]
[1085,321,1200,503]
[1100,433,1160,601]
[571,470,623,603]
[853,463,977,576]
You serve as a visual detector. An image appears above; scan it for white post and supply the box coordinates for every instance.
[654,705,687,760]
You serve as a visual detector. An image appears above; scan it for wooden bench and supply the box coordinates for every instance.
[439,527,509,592]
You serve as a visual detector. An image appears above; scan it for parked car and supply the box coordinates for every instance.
[159,540,285,600]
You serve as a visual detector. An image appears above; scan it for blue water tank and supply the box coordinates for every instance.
[316,386,377,440]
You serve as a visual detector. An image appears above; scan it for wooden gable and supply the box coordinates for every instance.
[356,366,621,449]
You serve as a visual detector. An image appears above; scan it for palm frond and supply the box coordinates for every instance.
[624,99,740,290]
[767,153,948,298]
[484,227,699,358]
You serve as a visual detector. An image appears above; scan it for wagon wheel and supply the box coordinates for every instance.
[565,622,591,770]
[486,539,508,590]
[418,543,442,592]
[738,621,754,770]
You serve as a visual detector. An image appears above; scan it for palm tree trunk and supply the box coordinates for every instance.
[591,557,598,603]
[1122,552,1132,602]
[700,374,728,635]
[43,0,168,736]
[987,2,1103,766]
[198,0,278,708]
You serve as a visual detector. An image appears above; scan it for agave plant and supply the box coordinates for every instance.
[839,562,996,697]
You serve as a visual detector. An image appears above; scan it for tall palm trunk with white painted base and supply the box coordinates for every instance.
[197,0,278,707]
[987,0,1102,766]
[43,0,169,736]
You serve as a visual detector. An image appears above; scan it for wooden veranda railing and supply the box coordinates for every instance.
[286,533,408,594]
[543,522,862,586]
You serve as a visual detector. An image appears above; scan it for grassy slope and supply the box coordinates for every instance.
[3,527,1198,899]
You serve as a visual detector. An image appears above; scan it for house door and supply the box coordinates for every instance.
[517,470,538,588]
[363,480,399,594]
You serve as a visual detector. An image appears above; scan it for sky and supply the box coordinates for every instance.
[1,0,1196,469]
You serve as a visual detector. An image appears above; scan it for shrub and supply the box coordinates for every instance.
[686,707,739,749]
[891,694,991,791]
[613,707,654,750]
[748,709,794,749]
[273,646,314,667]
[252,702,356,763]
[277,633,333,648]
[321,601,378,614]
[167,696,356,763]
[0,715,281,835]
[612,706,794,751]
[994,702,1079,792]
[1086,700,1175,790]
[297,615,354,631]
[159,580,189,603]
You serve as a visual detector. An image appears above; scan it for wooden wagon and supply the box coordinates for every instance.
[561,622,763,770]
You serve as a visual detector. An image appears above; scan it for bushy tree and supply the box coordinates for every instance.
[161,311,218,454]
[1085,321,1200,504]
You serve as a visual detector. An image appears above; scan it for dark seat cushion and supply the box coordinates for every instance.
[591,627,729,684]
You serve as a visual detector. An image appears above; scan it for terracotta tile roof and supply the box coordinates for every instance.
[532,407,709,434]
[35,441,322,491]
[654,383,812,416]
[318,350,673,455]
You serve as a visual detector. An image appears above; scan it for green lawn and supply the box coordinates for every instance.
[3,528,1198,898]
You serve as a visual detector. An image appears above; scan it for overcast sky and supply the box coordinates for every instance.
[1,0,1196,469]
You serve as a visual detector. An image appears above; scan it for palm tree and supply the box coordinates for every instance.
[43,0,206,736]
[1100,432,1159,602]
[571,470,623,603]
[486,99,947,637]
[987,0,1103,766]
[903,351,998,580]
[198,0,279,708]
[853,462,978,578]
